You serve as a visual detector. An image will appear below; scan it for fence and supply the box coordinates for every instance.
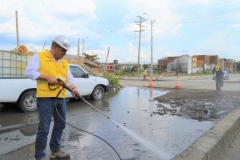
[0,50,100,77]
[0,50,33,77]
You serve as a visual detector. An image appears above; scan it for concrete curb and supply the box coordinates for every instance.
[172,107,240,160]
[120,78,239,83]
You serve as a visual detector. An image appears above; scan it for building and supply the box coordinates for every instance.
[158,54,235,74]
[218,58,235,72]
[192,55,218,73]
[158,57,178,69]
[167,55,192,74]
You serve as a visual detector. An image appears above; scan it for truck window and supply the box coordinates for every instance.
[70,66,87,78]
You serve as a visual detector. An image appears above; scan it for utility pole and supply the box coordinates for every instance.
[150,20,153,78]
[76,34,82,56]
[135,16,146,79]
[42,41,46,51]
[78,37,80,56]
[82,39,84,56]
[143,13,155,79]
[106,47,110,62]
[15,10,19,47]
[82,37,88,56]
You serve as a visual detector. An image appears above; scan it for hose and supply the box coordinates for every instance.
[49,84,121,159]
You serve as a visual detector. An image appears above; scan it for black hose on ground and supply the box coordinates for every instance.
[53,87,121,160]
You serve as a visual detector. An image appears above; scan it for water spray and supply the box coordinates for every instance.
[55,78,172,159]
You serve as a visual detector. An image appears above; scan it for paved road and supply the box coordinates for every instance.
[120,74,240,91]
[120,74,240,160]
[0,74,239,160]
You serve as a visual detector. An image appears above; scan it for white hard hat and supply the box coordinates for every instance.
[52,35,70,51]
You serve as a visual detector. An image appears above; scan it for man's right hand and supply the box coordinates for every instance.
[37,74,58,84]
[47,76,58,84]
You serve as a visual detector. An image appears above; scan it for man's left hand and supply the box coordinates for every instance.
[71,88,80,99]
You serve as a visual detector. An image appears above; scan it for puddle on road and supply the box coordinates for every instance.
[0,86,214,160]
[0,105,39,127]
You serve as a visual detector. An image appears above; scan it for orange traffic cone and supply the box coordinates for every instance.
[175,76,180,89]
[148,77,153,88]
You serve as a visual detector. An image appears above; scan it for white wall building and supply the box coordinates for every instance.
[167,55,192,74]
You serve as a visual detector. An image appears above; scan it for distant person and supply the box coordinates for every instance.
[25,35,80,160]
[162,71,167,77]
[176,69,179,76]
[212,65,224,93]
[143,69,147,80]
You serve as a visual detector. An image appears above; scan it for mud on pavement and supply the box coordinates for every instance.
[154,89,240,121]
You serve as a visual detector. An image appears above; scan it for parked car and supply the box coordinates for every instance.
[213,70,229,80]
[0,64,110,112]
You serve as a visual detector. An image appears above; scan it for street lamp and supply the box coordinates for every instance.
[143,13,155,79]
[76,34,81,56]
[82,37,88,56]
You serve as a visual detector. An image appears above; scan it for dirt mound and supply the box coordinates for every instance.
[155,89,240,102]
[154,89,240,121]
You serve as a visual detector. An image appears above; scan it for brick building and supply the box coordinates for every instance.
[158,54,235,74]
[158,57,178,69]
[218,58,235,72]
[192,55,218,67]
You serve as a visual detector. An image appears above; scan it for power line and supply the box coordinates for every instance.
[150,0,239,17]
[1,1,240,28]
[134,16,146,78]
[1,1,125,23]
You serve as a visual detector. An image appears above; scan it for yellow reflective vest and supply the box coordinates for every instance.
[144,70,147,75]
[36,50,68,98]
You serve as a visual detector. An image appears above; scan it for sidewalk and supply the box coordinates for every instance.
[119,75,240,92]
[221,131,240,160]
[172,107,240,160]
[119,77,240,160]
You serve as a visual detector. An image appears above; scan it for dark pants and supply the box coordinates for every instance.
[35,98,66,159]
[216,77,223,91]
[143,75,147,80]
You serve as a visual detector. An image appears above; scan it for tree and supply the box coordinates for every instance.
[234,61,240,71]
[83,53,100,62]
[124,66,132,73]
[142,64,149,69]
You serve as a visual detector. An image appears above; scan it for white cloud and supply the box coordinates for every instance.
[1,0,240,62]
[229,23,240,29]
[42,0,96,15]
[166,52,175,57]
[128,42,135,55]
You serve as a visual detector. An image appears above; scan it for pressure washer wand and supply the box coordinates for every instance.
[57,78,111,119]
[82,99,111,119]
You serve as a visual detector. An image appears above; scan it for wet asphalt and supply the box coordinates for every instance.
[0,86,214,160]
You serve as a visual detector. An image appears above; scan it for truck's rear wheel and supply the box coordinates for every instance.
[90,86,105,100]
[18,90,37,112]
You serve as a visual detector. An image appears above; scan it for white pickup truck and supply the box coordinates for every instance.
[0,64,110,112]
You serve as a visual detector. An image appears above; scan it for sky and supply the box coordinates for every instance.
[1,0,240,64]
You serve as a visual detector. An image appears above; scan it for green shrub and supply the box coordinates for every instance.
[103,73,120,87]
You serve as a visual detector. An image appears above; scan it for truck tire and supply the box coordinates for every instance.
[18,90,37,112]
[90,86,105,100]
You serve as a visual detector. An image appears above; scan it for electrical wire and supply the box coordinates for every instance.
[2,0,240,27]
[50,85,121,160]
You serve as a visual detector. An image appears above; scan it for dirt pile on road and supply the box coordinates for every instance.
[154,89,240,121]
